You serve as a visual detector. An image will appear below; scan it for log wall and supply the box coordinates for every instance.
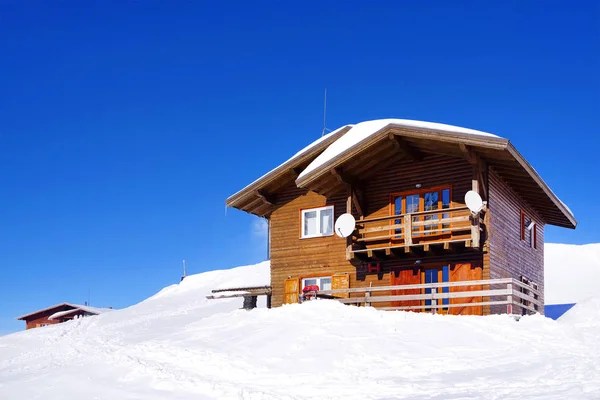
[488,168,545,314]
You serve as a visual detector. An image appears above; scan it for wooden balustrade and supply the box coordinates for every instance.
[351,206,481,258]
[315,278,542,315]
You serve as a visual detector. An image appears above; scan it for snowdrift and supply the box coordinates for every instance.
[545,243,600,304]
[1,260,600,400]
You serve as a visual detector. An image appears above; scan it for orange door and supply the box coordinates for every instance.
[390,268,421,309]
[449,263,483,315]
[283,278,299,304]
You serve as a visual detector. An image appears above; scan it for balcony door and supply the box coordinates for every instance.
[391,186,451,243]
[422,265,450,313]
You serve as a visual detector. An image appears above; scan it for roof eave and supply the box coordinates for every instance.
[506,143,577,229]
[226,125,352,212]
[295,124,509,189]
[15,303,76,321]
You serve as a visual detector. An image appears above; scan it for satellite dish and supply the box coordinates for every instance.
[465,190,484,213]
[334,213,356,238]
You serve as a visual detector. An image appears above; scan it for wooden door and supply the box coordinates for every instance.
[421,266,450,314]
[283,278,299,304]
[390,268,421,309]
[449,263,483,315]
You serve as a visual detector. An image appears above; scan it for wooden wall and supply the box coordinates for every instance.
[360,154,473,221]
[488,168,545,314]
[269,186,356,307]
[22,305,76,329]
[269,153,481,308]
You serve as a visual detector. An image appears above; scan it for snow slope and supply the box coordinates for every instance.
[1,259,600,400]
[545,243,600,304]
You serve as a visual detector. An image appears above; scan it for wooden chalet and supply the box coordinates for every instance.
[225,119,576,315]
[16,303,114,330]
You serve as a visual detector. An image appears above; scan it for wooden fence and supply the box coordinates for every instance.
[314,278,542,315]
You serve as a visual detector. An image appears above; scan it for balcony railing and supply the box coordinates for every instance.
[315,278,542,316]
[351,206,481,258]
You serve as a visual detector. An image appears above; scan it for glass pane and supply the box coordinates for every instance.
[393,196,402,237]
[406,194,420,213]
[442,265,449,307]
[442,189,451,230]
[406,194,419,235]
[304,211,317,236]
[320,277,332,291]
[442,189,450,209]
[320,208,333,235]
[424,191,439,211]
[303,278,317,287]
[424,191,439,235]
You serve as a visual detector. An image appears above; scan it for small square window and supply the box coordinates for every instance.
[301,206,334,238]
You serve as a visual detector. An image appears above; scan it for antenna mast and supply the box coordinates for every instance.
[181,260,187,282]
[321,88,330,137]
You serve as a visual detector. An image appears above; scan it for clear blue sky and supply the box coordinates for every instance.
[1,1,598,334]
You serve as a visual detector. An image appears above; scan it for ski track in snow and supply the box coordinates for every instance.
[1,260,600,400]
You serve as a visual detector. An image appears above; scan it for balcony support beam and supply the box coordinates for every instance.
[256,189,276,206]
[389,132,424,161]
[352,187,365,218]
[346,183,353,260]
[331,167,363,191]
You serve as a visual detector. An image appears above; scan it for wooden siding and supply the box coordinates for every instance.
[22,305,76,329]
[359,154,473,225]
[270,186,362,307]
[488,168,545,314]
[269,153,486,309]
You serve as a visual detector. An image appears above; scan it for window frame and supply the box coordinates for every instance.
[301,276,332,291]
[527,220,537,249]
[520,210,537,249]
[300,205,335,239]
[389,185,453,242]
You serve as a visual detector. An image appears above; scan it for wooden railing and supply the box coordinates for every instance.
[352,206,480,256]
[315,278,542,315]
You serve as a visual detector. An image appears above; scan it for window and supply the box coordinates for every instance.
[520,210,537,249]
[391,186,451,238]
[301,276,332,291]
[301,206,334,238]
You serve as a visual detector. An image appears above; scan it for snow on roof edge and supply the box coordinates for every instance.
[506,143,576,225]
[225,125,352,206]
[297,118,503,181]
[15,303,114,320]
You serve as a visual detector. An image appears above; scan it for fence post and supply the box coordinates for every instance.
[404,214,413,245]
[432,287,437,314]
[506,282,513,315]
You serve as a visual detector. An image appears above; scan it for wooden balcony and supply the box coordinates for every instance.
[350,206,481,259]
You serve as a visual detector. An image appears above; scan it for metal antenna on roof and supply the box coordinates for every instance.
[321,88,331,137]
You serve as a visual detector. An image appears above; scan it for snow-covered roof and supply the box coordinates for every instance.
[297,118,502,181]
[227,117,575,228]
[225,124,352,215]
[16,303,114,321]
[47,305,113,320]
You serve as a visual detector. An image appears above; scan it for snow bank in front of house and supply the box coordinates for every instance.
[545,243,600,305]
[297,118,501,181]
[1,258,600,400]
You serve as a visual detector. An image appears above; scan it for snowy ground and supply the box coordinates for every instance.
[1,260,600,400]
[545,243,600,304]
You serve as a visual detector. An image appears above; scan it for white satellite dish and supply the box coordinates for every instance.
[334,213,356,238]
[465,190,484,213]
